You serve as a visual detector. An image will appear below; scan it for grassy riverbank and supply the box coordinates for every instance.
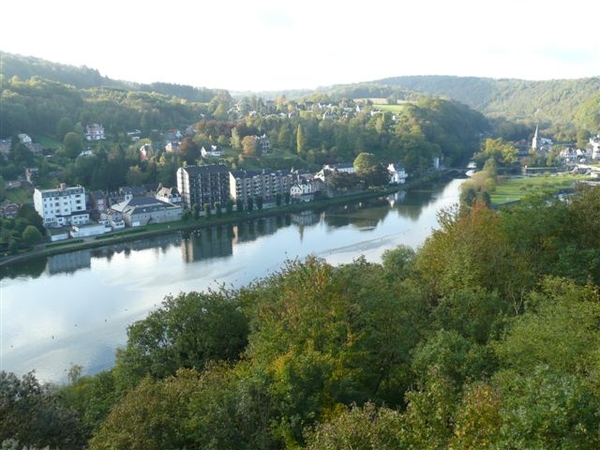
[490,173,588,205]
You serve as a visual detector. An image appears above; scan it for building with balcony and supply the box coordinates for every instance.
[229,168,295,206]
[177,164,230,210]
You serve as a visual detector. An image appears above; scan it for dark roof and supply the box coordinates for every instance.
[126,197,171,207]
[181,164,229,175]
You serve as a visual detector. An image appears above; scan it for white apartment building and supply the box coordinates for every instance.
[33,184,89,227]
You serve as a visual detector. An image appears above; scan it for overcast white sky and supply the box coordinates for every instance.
[1,0,598,92]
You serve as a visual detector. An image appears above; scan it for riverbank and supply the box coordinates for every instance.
[0,172,451,269]
[489,173,587,205]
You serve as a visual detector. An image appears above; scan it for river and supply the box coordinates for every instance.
[0,178,463,383]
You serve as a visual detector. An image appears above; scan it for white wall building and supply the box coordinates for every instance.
[388,163,408,184]
[33,184,88,227]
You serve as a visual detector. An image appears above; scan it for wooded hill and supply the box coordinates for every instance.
[330,75,600,132]
[259,75,600,139]
[3,51,599,134]
[0,51,224,103]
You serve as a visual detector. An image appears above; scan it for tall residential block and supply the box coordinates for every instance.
[176,164,230,209]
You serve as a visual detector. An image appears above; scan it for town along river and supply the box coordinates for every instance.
[0,178,464,383]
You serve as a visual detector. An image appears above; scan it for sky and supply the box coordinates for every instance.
[1,0,598,92]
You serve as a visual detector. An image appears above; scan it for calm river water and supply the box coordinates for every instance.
[0,178,463,383]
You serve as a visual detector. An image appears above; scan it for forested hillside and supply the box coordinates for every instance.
[0,51,223,102]
[0,54,489,196]
[3,184,600,449]
[372,75,600,131]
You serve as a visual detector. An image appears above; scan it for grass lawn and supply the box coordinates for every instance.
[5,185,35,203]
[490,174,587,205]
[374,104,407,114]
[36,135,63,150]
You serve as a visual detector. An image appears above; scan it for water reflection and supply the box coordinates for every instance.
[0,182,455,281]
[47,250,92,275]
[181,226,233,262]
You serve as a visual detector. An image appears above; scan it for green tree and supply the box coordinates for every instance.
[493,366,599,449]
[241,135,258,157]
[0,371,85,450]
[473,137,518,167]
[15,203,44,233]
[113,291,248,390]
[89,372,193,450]
[203,202,211,219]
[21,225,44,245]
[296,124,306,154]
[7,238,18,255]
[231,127,241,150]
[226,198,234,214]
[125,165,146,186]
[353,152,377,174]
[58,370,119,437]
[398,368,457,449]
[381,245,415,281]
[63,131,84,158]
[451,382,502,449]
[415,203,530,313]
[255,195,263,210]
[90,366,259,450]
[56,116,74,139]
[493,277,600,379]
[304,402,404,450]
[242,257,424,445]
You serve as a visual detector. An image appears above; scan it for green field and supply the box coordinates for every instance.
[374,104,407,114]
[490,174,587,205]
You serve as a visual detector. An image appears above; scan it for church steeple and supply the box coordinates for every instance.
[532,125,540,151]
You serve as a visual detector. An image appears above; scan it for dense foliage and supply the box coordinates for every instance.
[374,75,600,132]
[3,183,600,449]
[0,51,224,102]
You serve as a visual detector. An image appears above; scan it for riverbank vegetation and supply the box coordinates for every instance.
[2,183,600,449]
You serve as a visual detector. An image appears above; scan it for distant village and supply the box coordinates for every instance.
[2,122,600,243]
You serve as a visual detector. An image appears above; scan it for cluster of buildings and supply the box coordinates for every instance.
[33,182,184,241]
[31,162,408,241]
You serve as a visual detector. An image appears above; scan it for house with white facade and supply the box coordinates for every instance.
[165,141,180,153]
[388,163,408,184]
[290,173,322,202]
[33,184,89,228]
[201,145,222,158]
[71,222,107,238]
[589,134,600,161]
[85,124,106,141]
[323,162,355,174]
[110,197,182,227]
[99,210,126,231]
